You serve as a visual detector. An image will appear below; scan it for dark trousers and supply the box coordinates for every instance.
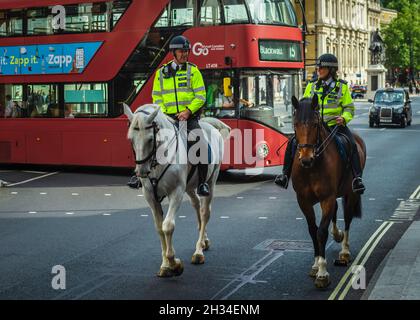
[282,125,363,178]
[168,113,208,185]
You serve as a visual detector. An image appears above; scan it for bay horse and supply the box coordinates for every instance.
[290,95,366,289]
[124,104,230,277]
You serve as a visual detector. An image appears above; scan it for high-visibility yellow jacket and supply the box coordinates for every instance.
[152,61,206,115]
[303,79,355,126]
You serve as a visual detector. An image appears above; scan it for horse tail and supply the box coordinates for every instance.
[342,194,362,219]
[200,117,231,140]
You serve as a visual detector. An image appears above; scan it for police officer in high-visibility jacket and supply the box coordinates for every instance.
[128,35,209,196]
[274,53,366,194]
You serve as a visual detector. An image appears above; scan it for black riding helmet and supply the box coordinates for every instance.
[316,53,339,79]
[169,35,191,51]
[316,53,339,68]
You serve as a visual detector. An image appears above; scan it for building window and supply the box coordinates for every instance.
[223,0,249,24]
[199,0,221,26]
[64,83,108,117]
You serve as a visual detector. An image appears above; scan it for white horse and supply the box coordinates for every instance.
[124,104,230,277]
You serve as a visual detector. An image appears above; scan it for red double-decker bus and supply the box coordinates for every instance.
[0,0,303,170]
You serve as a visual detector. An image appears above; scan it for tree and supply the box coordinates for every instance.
[382,0,420,81]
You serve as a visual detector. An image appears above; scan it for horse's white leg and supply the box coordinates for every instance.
[159,189,184,277]
[187,189,201,233]
[339,230,351,262]
[143,192,170,273]
[191,191,212,264]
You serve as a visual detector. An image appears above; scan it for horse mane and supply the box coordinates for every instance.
[295,98,318,124]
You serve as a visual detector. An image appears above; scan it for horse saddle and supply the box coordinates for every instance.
[334,133,352,164]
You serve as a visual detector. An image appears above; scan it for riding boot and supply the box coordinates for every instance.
[274,138,294,189]
[350,147,365,195]
[127,175,142,189]
[197,163,210,196]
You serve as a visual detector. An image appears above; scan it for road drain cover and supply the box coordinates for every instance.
[254,239,313,252]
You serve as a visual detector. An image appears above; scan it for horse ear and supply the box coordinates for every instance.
[123,103,133,122]
[148,105,160,123]
[312,94,319,110]
[291,96,299,109]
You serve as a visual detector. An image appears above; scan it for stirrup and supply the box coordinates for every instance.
[352,177,365,194]
[274,174,289,189]
[127,176,142,189]
[197,183,210,196]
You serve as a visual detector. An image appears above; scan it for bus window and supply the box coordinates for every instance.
[223,0,249,24]
[202,70,236,118]
[27,8,52,35]
[171,0,194,27]
[247,0,297,26]
[0,85,23,118]
[26,84,60,118]
[199,0,221,26]
[0,10,23,37]
[64,83,108,117]
[240,71,298,133]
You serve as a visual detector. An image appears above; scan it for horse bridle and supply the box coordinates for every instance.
[295,110,339,159]
[131,109,160,168]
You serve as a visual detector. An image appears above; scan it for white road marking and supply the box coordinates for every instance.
[369,198,376,201]
[397,198,404,201]
[296,217,303,220]
[72,193,79,196]
[10,192,18,195]
[179,216,186,218]
[103,213,111,216]
[236,196,244,199]
[137,194,143,197]
[40,192,47,195]
[269,196,277,200]
[141,214,148,217]
[22,170,47,174]
[380,128,386,131]
[258,217,268,220]
[65,212,74,215]
[6,171,59,187]
[220,216,230,219]
[28,211,37,214]
[409,185,420,199]
[104,194,112,197]
[338,218,345,221]
[375,219,383,222]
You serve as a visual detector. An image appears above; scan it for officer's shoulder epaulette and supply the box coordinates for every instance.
[187,62,197,67]
[338,79,348,85]
[309,79,316,83]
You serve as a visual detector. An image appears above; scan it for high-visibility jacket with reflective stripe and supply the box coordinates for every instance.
[303,79,355,126]
[152,61,206,115]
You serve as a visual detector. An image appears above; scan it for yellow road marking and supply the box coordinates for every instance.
[337,221,394,300]
[328,221,391,300]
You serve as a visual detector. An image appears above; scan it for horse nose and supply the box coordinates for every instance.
[301,157,314,168]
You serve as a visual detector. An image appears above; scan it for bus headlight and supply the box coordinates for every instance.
[257,143,269,159]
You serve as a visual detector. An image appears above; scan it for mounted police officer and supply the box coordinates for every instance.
[274,53,366,195]
[128,35,210,196]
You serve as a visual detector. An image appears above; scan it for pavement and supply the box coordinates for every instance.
[367,207,420,300]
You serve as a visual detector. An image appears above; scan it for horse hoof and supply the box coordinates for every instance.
[191,254,205,265]
[157,259,184,277]
[333,230,344,243]
[203,239,211,251]
[339,252,351,264]
[314,275,331,289]
[309,268,318,278]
